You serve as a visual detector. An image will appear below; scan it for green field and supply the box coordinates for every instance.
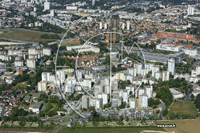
[56,126,165,133]
[102,73,109,77]
[167,101,198,117]
[69,111,76,117]
[61,119,71,123]
[61,41,80,46]
[0,30,57,42]
[11,82,28,89]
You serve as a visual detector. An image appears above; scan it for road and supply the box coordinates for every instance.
[158,99,165,120]
[176,87,191,102]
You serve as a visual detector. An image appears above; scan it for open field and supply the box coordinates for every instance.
[55,126,165,133]
[0,30,57,42]
[11,82,28,89]
[167,101,198,117]
[156,119,200,133]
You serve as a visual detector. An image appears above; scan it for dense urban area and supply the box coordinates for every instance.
[0,0,200,132]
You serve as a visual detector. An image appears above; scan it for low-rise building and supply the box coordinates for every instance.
[169,88,185,99]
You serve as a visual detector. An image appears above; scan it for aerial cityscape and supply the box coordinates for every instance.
[0,0,200,132]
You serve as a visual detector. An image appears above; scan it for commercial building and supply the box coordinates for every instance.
[156,42,182,52]
[137,51,183,63]
[66,44,100,53]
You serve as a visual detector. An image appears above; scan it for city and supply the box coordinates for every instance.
[0,0,200,133]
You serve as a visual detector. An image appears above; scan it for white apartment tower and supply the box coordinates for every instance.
[168,58,175,75]
[92,0,95,6]
[97,93,108,105]
[123,90,129,104]
[104,23,107,29]
[138,93,148,108]
[27,59,36,68]
[44,0,50,11]
[50,10,55,17]
[188,5,194,15]
[127,21,130,30]
[122,23,125,30]
[99,22,102,29]
[162,71,169,81]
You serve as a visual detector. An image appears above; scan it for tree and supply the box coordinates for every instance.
[39,111,45,117]
[156,86,173,107]
[191,94,194,101]
[3,116,10,122]
[47,110,56,117]
[194,94,200,110]
[104,55,110,65]
[157,39,161,43]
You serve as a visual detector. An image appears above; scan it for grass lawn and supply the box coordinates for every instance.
[55,126,165,133]
[167,101,198,117]
[48,115,61,120]
[61,41,80,46]
[102,73,109,77]
[61,119,71,123]
[69,111,76,117]
[11,82,28,89]
[74,114,79,120]
[156,119,200,133]
[0,30,57,42]
[29,72,35,78]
